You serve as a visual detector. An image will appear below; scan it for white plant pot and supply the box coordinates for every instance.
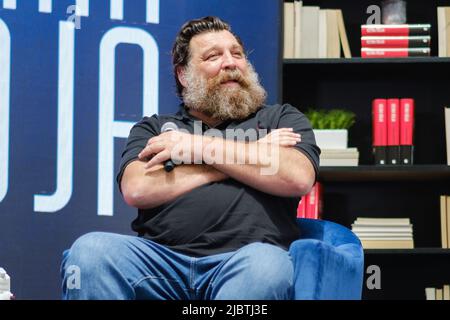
[313,129,348,150]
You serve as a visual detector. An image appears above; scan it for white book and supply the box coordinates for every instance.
[300,6,319,58]
[425,287,436,300]
[352,229,413,238]
[320,158,359,166]
[355,217,411,225]
[283,2,295,59]
[358,236,413,241]
[320,153,359,159]
[293,1,303,58]
[318,9,327,58]
[438,7,447,57]
[352,224,413,230]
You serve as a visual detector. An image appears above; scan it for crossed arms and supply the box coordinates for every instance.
[121,128,316,209]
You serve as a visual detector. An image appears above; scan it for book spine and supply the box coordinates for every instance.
[361,24,431,36]
[361,36,431,48]
[387,99,400,165]
[372,99,387,165]
[297,196,306,218]
[361,48,430,58]
[400,98,415,165]
[305,182,322,219]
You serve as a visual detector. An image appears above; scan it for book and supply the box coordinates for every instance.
[326,9,340,58]
[361,24,431,36]
[436,289,443,300]
[387,99,400,165]
[300,6,319,58]
[305,182,322,219]
[372,99,387,165]
[361,36,431,48]
[320,158,359,166]
[438,7,448,57]
[336,9,351,58]
[318,9,327,58]
[320,148,359,166]
[283,2,295,58]
[360,239,414,249]
[425,287,436,300]
[399,98,414,165]
[361,47,431,58]
[352,226,413,233]
[297,196,306,218]
[437,7,450,57]
[354,217,411,225]
[447,196,450,248]
[440,195,448,249]
[293,0,303,58]
[444,285,450,300]
[445,107,450,165]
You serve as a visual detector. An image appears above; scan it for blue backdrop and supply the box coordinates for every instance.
[0,0,281,299]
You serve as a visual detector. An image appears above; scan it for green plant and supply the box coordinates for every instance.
[305,109,356,130]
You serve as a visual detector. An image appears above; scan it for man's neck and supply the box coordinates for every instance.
[187,109,224,128]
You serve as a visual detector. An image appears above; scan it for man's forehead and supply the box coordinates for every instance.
[190,30,242,53]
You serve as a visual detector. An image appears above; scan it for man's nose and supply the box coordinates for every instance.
[221,51,237,70]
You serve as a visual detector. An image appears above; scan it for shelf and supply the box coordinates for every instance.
[365,248,450,255]
[284,57,450,65]
[318,165,450,182]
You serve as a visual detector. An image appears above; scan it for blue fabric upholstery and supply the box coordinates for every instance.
[289,219,364,300]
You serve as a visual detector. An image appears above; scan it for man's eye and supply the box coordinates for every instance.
[233,52,243,57]
[207,54,219,60]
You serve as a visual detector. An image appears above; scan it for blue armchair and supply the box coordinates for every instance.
[289,219,364,300]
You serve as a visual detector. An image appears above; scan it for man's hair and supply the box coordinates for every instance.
[172,16,244,97]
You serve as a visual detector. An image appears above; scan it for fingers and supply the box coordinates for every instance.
[145,149,171,169]
[262,128,301,146]
[138,141,165,161]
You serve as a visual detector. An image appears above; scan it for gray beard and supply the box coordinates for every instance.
[182,63,267,121]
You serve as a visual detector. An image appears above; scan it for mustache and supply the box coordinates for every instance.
[211,69,250,88]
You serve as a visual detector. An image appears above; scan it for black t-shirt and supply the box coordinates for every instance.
[117,104,321,257]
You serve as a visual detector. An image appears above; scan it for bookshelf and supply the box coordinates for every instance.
[282,0,450,299]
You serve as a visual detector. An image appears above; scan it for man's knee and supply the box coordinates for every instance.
[235,242,293,289]
[62,232,119,272]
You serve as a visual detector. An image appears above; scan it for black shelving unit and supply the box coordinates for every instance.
[319,165,450,181]
[282,0,450,299]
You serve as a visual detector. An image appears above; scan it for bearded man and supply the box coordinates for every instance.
[62,16,320,300]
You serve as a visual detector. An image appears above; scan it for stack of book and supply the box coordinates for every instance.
[320,148,359,166]
[297,182,322,219]
[440,195,450,249]
[283,1,351,58]
[372,98,415,165]
[361,24,431,58]
[425,285,450,300]
[351,217,414,249]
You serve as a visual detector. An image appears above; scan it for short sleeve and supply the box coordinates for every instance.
[276,104,321,181]
[116,115,161,190]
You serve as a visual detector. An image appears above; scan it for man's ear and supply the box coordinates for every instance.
[177,66,188,88]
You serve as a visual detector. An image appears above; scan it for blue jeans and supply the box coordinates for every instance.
[61,232,294,300]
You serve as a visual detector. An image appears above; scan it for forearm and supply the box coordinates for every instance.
[203,138,315,197]
[121,160,226,209]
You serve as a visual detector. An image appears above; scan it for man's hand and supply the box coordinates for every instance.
[138,131,202,169]
[258,128,301,146]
